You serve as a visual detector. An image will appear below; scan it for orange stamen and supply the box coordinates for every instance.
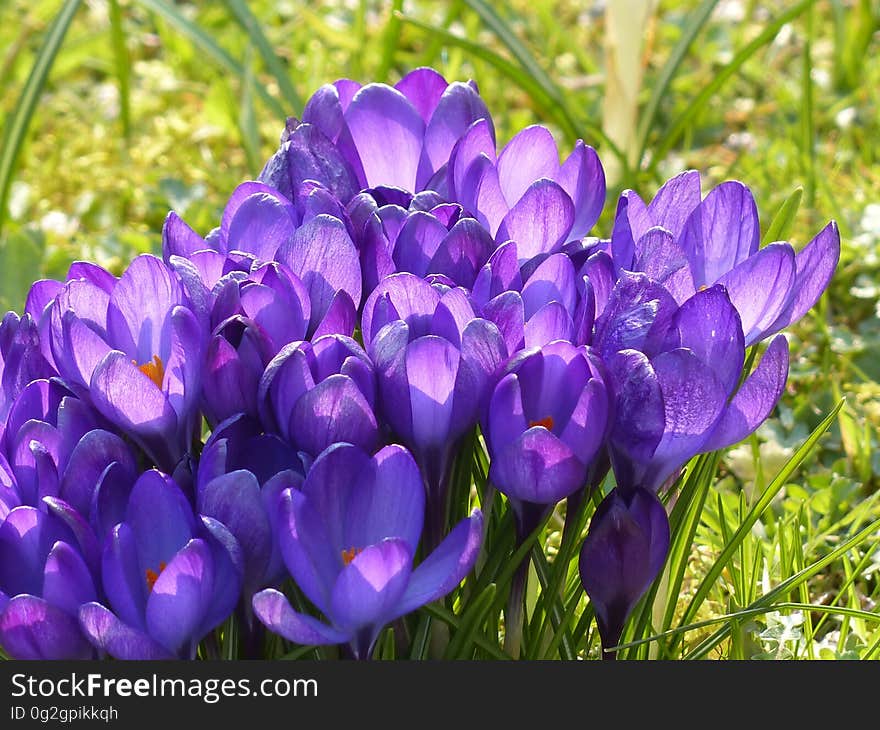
[698,284,709,292]
[341,547,362,566]
[134,355,165,389]
[529,416,555,431]
[145,561,167,592]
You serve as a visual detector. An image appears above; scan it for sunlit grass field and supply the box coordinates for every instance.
[1,0,878,659]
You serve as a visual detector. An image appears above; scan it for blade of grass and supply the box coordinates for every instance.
[0,0,82,238]
[222,0,302,112]
[445,583,497,659]
[420,603,508,660]
[239,45,261,176]
[676,397,844,631]
[376,0,404,82]
[396,11,625,161]
[634,0,720,168]
[684,515,880,659]
[650,0,815,170]
[761,186,804,245]
[108,0,131,140]
[134,0,286,120]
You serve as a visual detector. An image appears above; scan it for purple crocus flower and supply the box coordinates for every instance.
[260,67,494,205]
[472,241,595,353]
[196,413,304,602]
[252,442,482,659]
[610,171,840,344]
[361,273,506,543]
[0,311,55,427]
[78,470,243,659]
[597,277,790,494]
[356,198,496,295]
[46,255,205,471]
[163,185,361,339]
[0,378,138,538]
[448,119,605,258]
[257,334,379,459]
[485,341,608,512]
[578,486,669,658]
[0,499,100,659]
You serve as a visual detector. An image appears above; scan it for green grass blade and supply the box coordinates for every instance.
[634,0,720,167]
[420,603,509,660]
[683,516,880,659]
[239,45,261,176]
[0,0,82,238]
[445,583,497,659]
[108,0,131,140]
[222,0,302,112]
[377,0,404,82]
[396,11,624,160]
[650,0,815,169]
[677,398,843,631]
[761,186,804,245]
[134,0,286,120]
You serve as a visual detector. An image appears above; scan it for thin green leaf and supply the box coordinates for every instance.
[651,0,815,169]
[677,398,843,631]
[445,583,498,659]
[108,0,131,140]
[222,0,302,112]
[0,0,82,237]
[134,0,286,120]
[762,187,804,245]
[420,603,509,660]
[635,0,720,166]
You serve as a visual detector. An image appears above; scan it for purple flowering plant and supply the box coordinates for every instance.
[0,67,842,661]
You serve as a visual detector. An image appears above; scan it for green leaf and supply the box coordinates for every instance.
[221,0,302,113]
[650,0,815,169]
[635,0,720,167]
[676,398,845,633]
[0,228,46,312]
[0,0,82,237]
[134,0,286,120]
[445,583,498,659]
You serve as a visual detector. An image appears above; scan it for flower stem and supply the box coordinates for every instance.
[503,557,530,659]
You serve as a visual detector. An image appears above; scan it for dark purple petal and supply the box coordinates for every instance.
[392,211,448,278]
[59,429,136,518]
[490,428,587,503]
[448,117,497,200]
[681,181,760,286]
[496,179,575,262]
[361,272,439,347]
[302,85,346,141]
[0,506,68,596]
[521,253,577,319]
[487,373,528,453]
[252,588,349,645]
[89,352,177,468]
[79,602,172,660]
[609,191,649,271]
[673,285,745,395]
[524,301,574,348]
[471,240,522,307]
[370,321,413,442]
[702,335,789,451]
[558,379,608,465]
[481,291,525,355]
[0,595,93,659]
[456,151,507,235]
[101,523,146,631]
[395,509,482,616]
[579,487,670,654]
[225,192,298,261]
[42,540,97,615]
[283,123,359,204]
[427,217,494,288]
[579,251,616,320]
[647,349,728,491]
[406,336,460,452]
[313,290,357,339]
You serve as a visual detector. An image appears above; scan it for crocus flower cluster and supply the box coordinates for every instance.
[0,67,839,661]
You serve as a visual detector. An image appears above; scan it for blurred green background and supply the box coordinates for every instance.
[2,0,879,657]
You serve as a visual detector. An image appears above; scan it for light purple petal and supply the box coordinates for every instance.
[521,253,577,319]
[702,334,789,451]
[162,211,208,261]
[524,301,575,348]
[252,588,349,645]
[496,125,559,206]
[496,179,575,262]
[555,140,605,241]
[716,242,796,345]
[646,169,702,238]
[42,541,97,615]
[344,84,425,190]
[361,272,439,347]
[79,601,172,660]
[681,181,760,286]
[395,509,482,616]
[1,595,93,659]
[405,336,460,452]
[225,192,297,261]
[395,67,448,123]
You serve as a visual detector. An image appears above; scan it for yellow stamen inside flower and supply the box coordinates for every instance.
[698,284,709,292]
[134,355,165,389]
[341,547,362,566]
[145,561,167,592]
[529,416,554,431]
